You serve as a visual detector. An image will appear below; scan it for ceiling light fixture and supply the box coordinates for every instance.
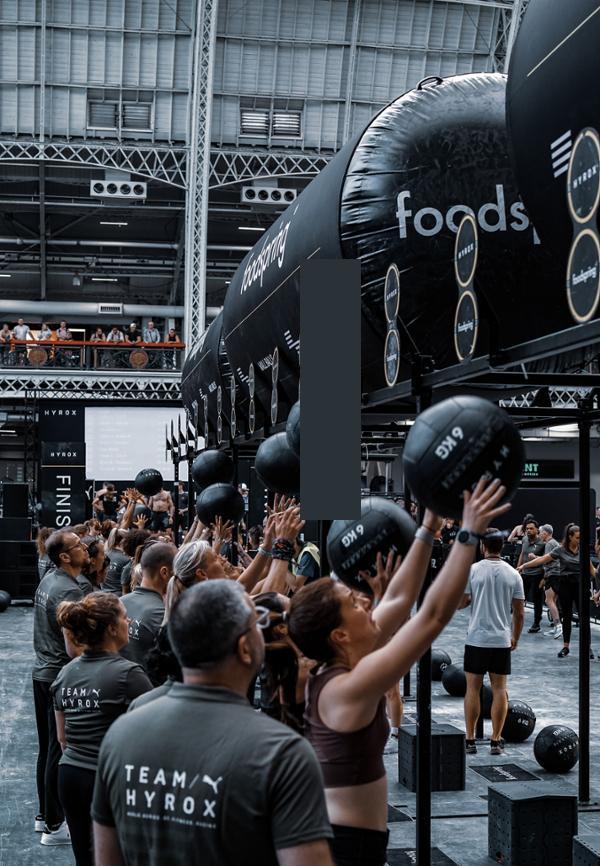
[238,226,266,232]
[100,221,128,227]
[91,277,118,282]
[0,274,12,278]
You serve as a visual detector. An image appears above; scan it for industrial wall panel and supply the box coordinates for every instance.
[139,34,158,87]
[304,100,340,150]
[141,0,160,29]
[158,0,193,31]
[217,0,349,42]
[170,35,191,88]
[89,0,108,28]
[0,0,37,22]
[168,92,188,141]
[48,0,71,25]
[123,34,141,85]
[106,0,125,29]
[0,84,16,133]
[0,26,17,79]
[156,35,175,88]
[21,24,38,79]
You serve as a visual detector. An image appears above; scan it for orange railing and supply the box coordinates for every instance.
[1,338,186,371]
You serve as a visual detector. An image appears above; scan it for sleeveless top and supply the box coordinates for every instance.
[304,665,389,788]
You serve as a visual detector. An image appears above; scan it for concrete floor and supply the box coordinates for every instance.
[1,601,600,865]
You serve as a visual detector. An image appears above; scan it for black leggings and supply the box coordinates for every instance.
[558,580,580,644]
[524,573,544,626]
[330,824,389,866]
[58,764,96,866]
[32,677,64,827]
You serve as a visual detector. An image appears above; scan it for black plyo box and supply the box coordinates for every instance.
[574,835,600,866]
[488,782,577,866]
[397,724,465,792]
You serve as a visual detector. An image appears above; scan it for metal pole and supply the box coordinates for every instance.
[172,450,180,544]
[187,448,195,530]
[416,387,432,866]
[578,411,591,804]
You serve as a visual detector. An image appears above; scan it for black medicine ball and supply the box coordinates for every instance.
[286,401,300,457]
[431,648,452,681]
[191,449,234,491]
[534,725,579,773]
[196,483,245,526]
[441,664,466,697]
[502,700,536,742]
[132,504,152,522]
[255,432,300,496]
[0,590,11,612]
[403,396,524,520]
[326,497,416,593]
[134,468,163,497]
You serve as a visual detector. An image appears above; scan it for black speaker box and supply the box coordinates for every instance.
[0,540,37,598]
[0,517,32,541]
[2,482,29,518]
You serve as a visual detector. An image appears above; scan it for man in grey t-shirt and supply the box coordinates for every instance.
[121,543,175,674]
[459,530,525,756]
[517,519,545,633]
[32,530,88,843]
[92,580,333,866]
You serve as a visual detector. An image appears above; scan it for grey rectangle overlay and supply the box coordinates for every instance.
[300,259,361,520]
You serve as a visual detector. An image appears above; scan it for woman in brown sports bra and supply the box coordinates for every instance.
[289,477,509,866]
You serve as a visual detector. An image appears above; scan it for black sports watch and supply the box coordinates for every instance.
[457,529,482,546]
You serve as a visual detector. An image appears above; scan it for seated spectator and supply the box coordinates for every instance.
[125,323,141,343]
[39,323,53,341]
[0,322,12,363]
[143,321,161,343]
[106,326,124,343]
[164,327,180,368]
[56,321,75,367]
[13,317,31,364]
[57,321,73,341]
[90,327,107,368]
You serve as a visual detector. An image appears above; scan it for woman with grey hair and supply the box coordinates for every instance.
[163,506,304,623]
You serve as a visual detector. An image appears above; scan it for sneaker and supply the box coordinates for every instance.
[40,822,70,846]
[590,650,595,660]
[465,740,477,755]
[544,625,556,636]
[490,740,503,756]
[528,624,541,633]
[557,647,570,658]
[554,624,563,639]
[34,815,45,833]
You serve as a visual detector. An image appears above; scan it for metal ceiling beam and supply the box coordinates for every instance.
[0,140,188,188]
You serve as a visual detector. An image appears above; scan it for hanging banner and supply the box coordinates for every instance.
[40,441,86,527]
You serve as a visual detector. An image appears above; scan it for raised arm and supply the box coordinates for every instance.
[321,478,511,731]
[248,508,304,595]
[371,509,443,643]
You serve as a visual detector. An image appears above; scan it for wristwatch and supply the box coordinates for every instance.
[457,529,482,546]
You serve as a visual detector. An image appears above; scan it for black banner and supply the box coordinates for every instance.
[40,440,86,527]
[39,403,85,441]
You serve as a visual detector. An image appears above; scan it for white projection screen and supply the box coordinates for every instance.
[85,407,194,482]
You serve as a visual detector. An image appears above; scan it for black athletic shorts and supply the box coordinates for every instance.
[464,644,511,676]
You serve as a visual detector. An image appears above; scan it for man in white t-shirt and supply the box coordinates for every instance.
[459,528,525,756]
[12,318,31,364]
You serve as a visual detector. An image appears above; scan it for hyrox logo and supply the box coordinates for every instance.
[395,185,539,243]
